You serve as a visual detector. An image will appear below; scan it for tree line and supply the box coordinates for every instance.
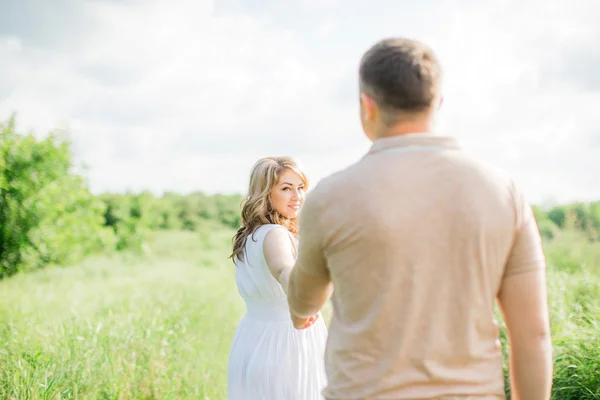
[0,115,241,278]
[1,114,597,278]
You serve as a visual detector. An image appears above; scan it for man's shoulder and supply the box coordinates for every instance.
[450,148,527,209]
[448,147,515,186]
[307,161,362,199]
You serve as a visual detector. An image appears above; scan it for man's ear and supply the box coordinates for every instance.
[360,92,377,121]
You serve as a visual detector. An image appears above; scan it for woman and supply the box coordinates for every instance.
[227,156,328,400]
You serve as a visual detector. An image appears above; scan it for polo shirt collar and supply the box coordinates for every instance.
[367,132,461,156]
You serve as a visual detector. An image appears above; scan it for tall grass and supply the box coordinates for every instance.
[541,230,600,399]
[0,227,243,399]
[0,226,598,399]
[497,228,600,399]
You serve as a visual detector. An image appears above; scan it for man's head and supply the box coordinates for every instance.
[358,37,443,141]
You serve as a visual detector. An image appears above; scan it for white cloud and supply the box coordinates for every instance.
[0,0,598,203]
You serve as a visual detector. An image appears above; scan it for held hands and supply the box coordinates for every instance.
[291,312,320,330]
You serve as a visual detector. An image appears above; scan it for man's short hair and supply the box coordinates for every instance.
[359,38,442,121]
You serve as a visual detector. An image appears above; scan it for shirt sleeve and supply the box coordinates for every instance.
[294,185,330,278]
[287,184,331,318]
[503,182,547,277]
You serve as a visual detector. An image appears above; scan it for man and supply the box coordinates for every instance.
[287,37,553,399]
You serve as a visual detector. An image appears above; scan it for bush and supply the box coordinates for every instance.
[0,115,114,278]
[97,191,243,235]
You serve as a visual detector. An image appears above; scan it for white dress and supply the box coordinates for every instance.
[228,224,328,400]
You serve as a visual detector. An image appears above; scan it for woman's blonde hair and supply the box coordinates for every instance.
[230,156,309,263]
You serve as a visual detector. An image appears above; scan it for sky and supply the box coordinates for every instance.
[0,0,599,205]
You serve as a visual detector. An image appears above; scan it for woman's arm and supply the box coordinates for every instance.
[263,227,319,328]
[263,227,297,295]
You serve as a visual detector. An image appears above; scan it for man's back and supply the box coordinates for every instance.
[305,134,545,399]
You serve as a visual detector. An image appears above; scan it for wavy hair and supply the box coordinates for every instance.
[230,156,309,264]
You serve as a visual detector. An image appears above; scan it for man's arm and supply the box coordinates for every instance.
[287,187,333,327]
[288,266,333,320]
[497,185,553,400]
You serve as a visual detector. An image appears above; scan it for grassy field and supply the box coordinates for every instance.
[0,227,599,399]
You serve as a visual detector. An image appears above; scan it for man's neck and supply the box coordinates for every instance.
[375,120,434,139]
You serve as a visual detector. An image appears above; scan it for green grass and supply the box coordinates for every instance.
[0,228,244,399]
[536,230,600,400]
[497,229,600,399]
[0,226,599,399]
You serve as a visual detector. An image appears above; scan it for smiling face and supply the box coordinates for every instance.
[269,168,306,219]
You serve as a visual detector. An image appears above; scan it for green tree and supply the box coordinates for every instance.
[0,114,114,278]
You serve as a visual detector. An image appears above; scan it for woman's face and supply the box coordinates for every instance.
[269,168,306,219]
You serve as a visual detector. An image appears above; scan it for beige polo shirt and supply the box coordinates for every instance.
[288,133,546,399]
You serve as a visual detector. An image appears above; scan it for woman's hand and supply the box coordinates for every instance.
[291,312,320,329]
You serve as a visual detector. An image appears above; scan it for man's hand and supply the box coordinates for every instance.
[291,311,320,330]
